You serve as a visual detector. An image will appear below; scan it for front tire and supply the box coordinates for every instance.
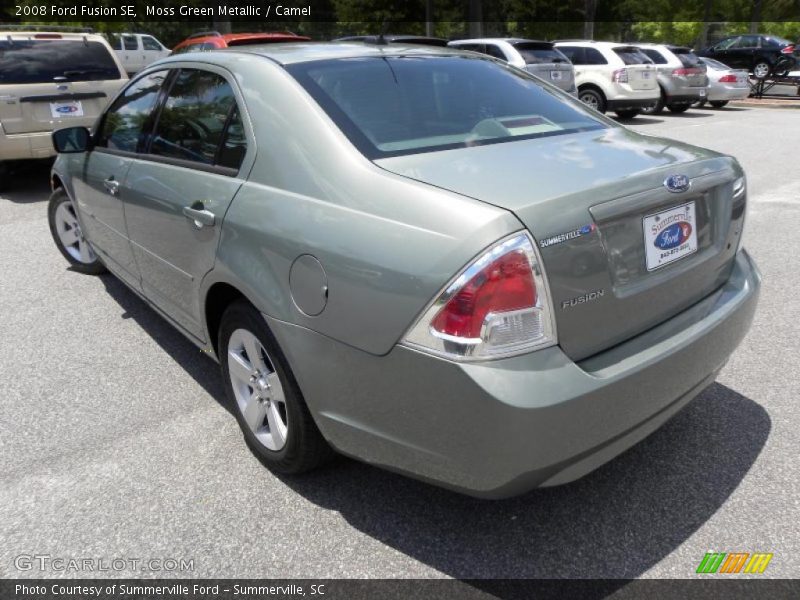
[578,88,607,114]
[47,188,106,275]
[710,100,729,108]
[219,300,333,474]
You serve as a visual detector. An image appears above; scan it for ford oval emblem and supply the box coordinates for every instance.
[654,222,693,250]
[664,174,691,193]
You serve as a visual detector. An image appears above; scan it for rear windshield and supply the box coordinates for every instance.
[613,47,653,65]
[671,48,701,68]
[700,57,730,71]
[287,56,606,159]
[512,42,569,64]
[0,39,122,84]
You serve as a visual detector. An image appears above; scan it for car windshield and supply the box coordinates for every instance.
[0,39,122,84]
[287,55,606,158]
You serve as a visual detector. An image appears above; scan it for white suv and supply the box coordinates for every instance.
[554,41,659,118]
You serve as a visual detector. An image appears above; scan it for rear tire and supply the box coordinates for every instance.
[709,100,729,108]
[578,87,607,114]
[667,104,691,113]
[752,61,770,79]
[615,109,640,119]
[219,300,334,474]
[47,188,106,275]
[642,90,665,115]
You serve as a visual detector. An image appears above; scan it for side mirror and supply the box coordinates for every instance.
[52,127,91,153]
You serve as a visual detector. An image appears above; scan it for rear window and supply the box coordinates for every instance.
[0,39,122,84]
[671,47,701,67]
[287,56,606,159]
[700,57,730,71]
[613,47,653,65]
[512,42,569,64]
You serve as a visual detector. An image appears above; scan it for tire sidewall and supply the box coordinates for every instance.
[47,188,105,275]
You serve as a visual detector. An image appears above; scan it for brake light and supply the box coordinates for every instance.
[612,68,629,83]
[719,74,738,83]
[781,45,795,54]
[672,68,701,76]
[403,233,556,360]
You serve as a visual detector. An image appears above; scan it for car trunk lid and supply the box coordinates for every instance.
[512,42,575,91]
[376,127,745,361]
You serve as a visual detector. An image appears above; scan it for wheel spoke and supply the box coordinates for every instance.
[266,372,285,403]
[228,350,253,386]
[242,391,266,433]
[77,238,93,263]
[266,400,287,447]
[243,335,267,372]
[58,225,80,247]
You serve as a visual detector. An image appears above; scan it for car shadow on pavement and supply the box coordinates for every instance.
[93,273,770,589]
[279,382,769,586]
[99,273,233,416]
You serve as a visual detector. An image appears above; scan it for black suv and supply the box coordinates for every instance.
[698,34,798,78]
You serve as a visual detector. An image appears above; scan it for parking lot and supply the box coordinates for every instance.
[1,105,798,580]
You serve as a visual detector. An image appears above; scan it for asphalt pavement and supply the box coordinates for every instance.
[0,106,797,580]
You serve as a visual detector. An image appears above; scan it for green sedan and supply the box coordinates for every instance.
[48,42,760,498]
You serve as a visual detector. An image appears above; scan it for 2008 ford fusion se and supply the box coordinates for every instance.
[49,42,760,498]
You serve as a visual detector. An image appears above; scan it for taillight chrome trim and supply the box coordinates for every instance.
[401,231,558,362]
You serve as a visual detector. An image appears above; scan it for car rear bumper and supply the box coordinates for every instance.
[708,85,751,102]
[666,92,706,104]
[268,250,760,498]
[0,128,55,161]
[606,98,658,111]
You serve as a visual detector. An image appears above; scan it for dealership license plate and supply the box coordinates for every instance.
[50,100,84,119]
[550,70,562,80]
[642,71,652,79]
[643,201,698,271]
[699,88,706,96]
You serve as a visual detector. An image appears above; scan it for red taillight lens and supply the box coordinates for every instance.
[781,45,795,54]
[719,74,738,83]
[672,67,701,76]
[430,249,537,339]
[403,233,556,360]
[612,68,629,83]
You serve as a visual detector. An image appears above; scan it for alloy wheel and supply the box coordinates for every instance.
[227,328,288,451]
[54,201,96,264]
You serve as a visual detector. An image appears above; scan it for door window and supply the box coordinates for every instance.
[96,70,168,152]
[217,108,247,170]
[149,69,244,167]
[715,37,739,51]
[557,46,584,64]
[142,36,163,51]
[584,48,608,65]
[123,35,138,51]
[484,44,507,60]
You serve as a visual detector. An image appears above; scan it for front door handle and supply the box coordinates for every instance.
[182,204,216,228]
[103,177,119,195]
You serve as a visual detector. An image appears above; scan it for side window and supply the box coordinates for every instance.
[96,70,167,152]
[584,48,608,65]
[142,36,162,51]
[456,43,484,54]
[738,36,758,49]
[642,48,667,64]
[123,35,138,51]
[217,107,247,170]
[558,46,584,64]
[484,44,507,60]
[110,35,123,50]
[149,69,238,166]
[760,36,778,48]
[716,37,739,50]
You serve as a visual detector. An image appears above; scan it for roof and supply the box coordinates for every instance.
[449,38,551,45]
[220,42,465,65]
[175,31,309,48]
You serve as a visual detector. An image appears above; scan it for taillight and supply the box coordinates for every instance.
[781,45,795,54]
[672,67,701,76]
[403,233,556,360]
[719,74,738,83]
[612,68,629,83]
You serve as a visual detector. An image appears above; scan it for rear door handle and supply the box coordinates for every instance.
[182,205,216,228]
[103,178,119,195]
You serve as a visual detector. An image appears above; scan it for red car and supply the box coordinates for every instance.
[172,30,310,54]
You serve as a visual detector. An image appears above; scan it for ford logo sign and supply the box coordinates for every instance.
[664,174,691,193]
[55,105,78,114]
[654,222,692,250]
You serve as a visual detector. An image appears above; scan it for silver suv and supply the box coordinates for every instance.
[0,26,127,183]
[635,44,709,114]
[448,38,577,94]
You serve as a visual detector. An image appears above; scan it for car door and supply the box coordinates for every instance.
[726,36,758,69]
[120,35,140,74]
[123,67,252,339]
[71,69,169,290]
